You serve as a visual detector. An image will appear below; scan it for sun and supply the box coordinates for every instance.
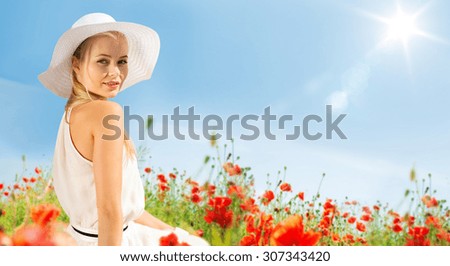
[385,10,419,43]
[355,2,440,71]
[376,5,426,50]
[356,3,433,48]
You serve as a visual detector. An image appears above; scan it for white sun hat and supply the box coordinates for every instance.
[38,13,160,98]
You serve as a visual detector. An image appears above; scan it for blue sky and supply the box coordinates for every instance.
[1,0,449,209]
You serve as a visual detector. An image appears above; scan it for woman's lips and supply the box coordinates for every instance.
[103,81,120,89]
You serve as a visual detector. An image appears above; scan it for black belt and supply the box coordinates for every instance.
[71,225,129,238]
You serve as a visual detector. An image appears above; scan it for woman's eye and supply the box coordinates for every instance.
[97,59,109,64]
[118,59,128,65]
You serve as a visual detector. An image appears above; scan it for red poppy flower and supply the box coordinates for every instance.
[392,224,402,233]
[331,233,340,243]
[240,234,257,246]
[204,196,234,228]
[13,184,20,190]
[393,217,401,224]
[323,201,335,211]
[233,164,242,176]
[319,216,332,229]
[159,233,177,245]
[436,230,450,242]
[30,177,37,183]
[157,174,167,183]
[243,212,274,246]
[343,234,355,244]
[373,205,380,211]
[207,184,216,197]
[204,207,233,228]
[0,183,3,190]
[279,183,292,192]
[360,214,372,222]
[191,193,202,204]
[159,233,190,246]
[270,215,321,246]
[3,191,9,197]
[421,195,438,208]
[298,192,304,201]
[406,226,430,246]
[261,190,275,206]
[158,183,170,192]
[223,162,233,172]
[22,177,29,183]
[405,214,415,227]
[34,167,41,175]
[169,173,177,179]
[223,162,242,176]
[323,209,333,217]
[195,229,203,237]
[362,206,372,215]
[320,229,330,238]
[425,216,441,229]
[356,222,366,232]
[227,185,245,199]
[11,224,55,246]
[191,186,201,194]
[240,198,260,214]
[144,167,151,174]
[208,196,232,209]
[356,237,367,245]
[342,212,349,218]
[30,204,61,227]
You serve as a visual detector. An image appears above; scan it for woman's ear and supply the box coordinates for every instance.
[72,56,80,76]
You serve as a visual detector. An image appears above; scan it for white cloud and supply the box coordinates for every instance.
[326,90,349,110]
[326,62,371,111]
[0,76,35,91]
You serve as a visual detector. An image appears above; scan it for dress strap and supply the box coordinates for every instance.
[67,107,73,123]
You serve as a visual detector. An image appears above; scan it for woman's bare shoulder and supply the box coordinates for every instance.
[75,100,124,133]
[77,100,123,118]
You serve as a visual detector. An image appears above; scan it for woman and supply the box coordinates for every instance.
[39,13,209,246]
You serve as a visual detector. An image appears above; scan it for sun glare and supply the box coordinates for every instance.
[385,11,418,42]
[356,2,439,71]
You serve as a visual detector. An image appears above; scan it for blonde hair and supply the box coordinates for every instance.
[64,31,136,160]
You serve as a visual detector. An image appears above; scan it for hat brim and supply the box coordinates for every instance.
[38,21,160,98]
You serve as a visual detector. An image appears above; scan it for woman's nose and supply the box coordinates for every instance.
[108,65,120,77]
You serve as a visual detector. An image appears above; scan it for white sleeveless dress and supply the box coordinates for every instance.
[52,107,209,246]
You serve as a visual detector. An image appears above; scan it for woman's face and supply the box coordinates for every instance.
[73,34,129,98]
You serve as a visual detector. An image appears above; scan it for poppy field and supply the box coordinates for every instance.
[0,141,449,246]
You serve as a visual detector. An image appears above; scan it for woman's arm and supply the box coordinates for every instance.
[91,101,125,245]
[134,210,175,231]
